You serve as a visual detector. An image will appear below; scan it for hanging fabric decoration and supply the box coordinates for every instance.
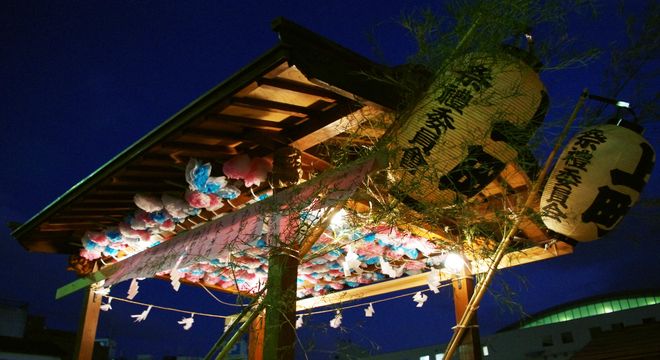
[379,257,405,278]
[413,291,428,308]
[178,314,195,330]
[131,305,152,322]
[169,252,188,292]
[295,315,304,329]
[427,268,441,294]
[329,310,342,328]
[364,303,375,318]
[541,120,655,241]
[342,246,362,277]
[100,298,113,312]
[390,49,548,206]
[93,285,111,296]
[127,278,141,300]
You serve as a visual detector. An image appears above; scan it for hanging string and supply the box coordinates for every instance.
[102,295,228,319]
[300,281,453,316]
[199,283,250,308]
[100,279,453,321]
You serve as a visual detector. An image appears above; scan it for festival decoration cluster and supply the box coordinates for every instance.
[78,156,272,262]
[158,218,446,297]
[77,153,454,298]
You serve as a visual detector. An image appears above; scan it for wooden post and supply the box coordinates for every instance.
[73,287,102,360]
[262,146,303,360]
[452,271,482,360]
[248,313,265,360]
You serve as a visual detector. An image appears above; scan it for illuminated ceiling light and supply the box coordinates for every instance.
[330,209,347,228]
[615,100,630,108]
[444,252,465,274]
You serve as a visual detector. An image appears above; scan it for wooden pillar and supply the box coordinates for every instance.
[73,287,102,360]
[248,312,265,360]
[262,146,303,360]
[452,273,482,360]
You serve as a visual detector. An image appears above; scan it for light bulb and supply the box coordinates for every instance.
[444,252,465,274]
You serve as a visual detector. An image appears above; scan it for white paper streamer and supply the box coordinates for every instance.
[364,303,375,318]
[178,314,195,330]
[127,278,140,300]
[131,305,152,322]
[413,291,428,308]
[427,268,441,294]
[100,298,113,312]
[330,310,342,328]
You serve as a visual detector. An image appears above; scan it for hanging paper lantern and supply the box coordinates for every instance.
[391,48,548,206]
[540,121,655,242]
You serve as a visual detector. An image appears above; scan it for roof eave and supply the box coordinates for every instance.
[12,45,292,249]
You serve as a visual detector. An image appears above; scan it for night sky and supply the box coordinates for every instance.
[1,1,659,359]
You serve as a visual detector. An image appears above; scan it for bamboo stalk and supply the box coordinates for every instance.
[216,302,266,360]
[203,295,262,360]
[443,89,588,359]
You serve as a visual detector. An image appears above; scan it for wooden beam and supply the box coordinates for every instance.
[248,313,265,360]
[159,141,239,155]
[452,269,482,360]
[289,104,381,151]
[73,287,102,360]
[263,147,304,360]
[257,77,341,102]
[232,97,314,117]
[206,113,287,131]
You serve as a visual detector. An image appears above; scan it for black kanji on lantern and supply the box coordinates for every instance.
[581,185,632,236]
[555,167,582,188]
[574,128,607,151]
[437,145,505,197]
[435,84,473,115]
[408,127,439,156]
[541,202,568,222]
[400,147,428,174]
[563,148,593,171]
[610,142,655,192]
[425,107,456,135]
[546,185,571,209]
[455,65,493,92]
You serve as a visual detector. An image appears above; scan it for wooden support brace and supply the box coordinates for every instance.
[73,287,102,360]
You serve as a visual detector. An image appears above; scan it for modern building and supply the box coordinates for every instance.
[364,291,660,359]
[0,299,113,360]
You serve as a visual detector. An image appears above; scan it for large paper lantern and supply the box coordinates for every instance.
[540,121,655,242]
[390,48,548,206]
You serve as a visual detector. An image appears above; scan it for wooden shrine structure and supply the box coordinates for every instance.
[12,18,573,359]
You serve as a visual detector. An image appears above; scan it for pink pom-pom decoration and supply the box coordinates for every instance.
[159,219,176,232]
[328,282,344,290]
[161,194,190,219]
[222,154,251,180]
[87,232,109,246]
[244,157,272,187]
[135,210,157,228]
[206,193,223,211]
[80,248,102,261]
[119,222,151,242]
[185,190,211,209]
[134,193,163,213]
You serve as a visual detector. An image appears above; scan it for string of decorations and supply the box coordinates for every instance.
[97,278,456,331]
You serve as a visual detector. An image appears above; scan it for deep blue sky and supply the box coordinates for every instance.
[1,1,659,359]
